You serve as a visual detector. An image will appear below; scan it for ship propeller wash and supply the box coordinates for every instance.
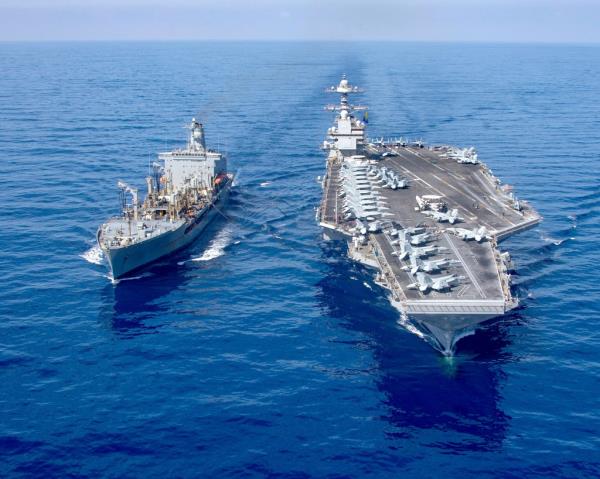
[317,76,541,354]
[98,118,233,279]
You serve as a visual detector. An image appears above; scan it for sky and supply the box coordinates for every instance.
[1,0,599,43]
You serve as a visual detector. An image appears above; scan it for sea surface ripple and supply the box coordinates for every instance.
[0,42,599,478]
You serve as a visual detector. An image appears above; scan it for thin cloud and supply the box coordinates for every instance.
[0,0,598,42]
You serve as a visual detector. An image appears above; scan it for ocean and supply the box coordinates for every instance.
[0,42,599,478]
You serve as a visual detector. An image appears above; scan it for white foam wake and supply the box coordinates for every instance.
[397,310,426,339]
[541,234,574,246]
[232,169,241,187]
[260,181,272,187]
[81,245,104,265]
[191,226,233,262]
[104,272,153,285]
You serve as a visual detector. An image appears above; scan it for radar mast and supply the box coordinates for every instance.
[324,75,368,152]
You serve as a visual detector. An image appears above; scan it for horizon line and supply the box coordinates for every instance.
[1,39,600,46]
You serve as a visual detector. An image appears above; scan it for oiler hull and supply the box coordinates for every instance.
[100,185,230,279]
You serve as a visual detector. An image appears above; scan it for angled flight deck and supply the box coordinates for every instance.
[318,76,541,354]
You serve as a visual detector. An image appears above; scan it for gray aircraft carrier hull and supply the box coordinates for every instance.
[319,144,540,354]
[101,185,230,279]
[317,76,541,354]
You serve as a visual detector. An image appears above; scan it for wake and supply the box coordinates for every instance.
[191,226,233,262]
[80,245,104,265]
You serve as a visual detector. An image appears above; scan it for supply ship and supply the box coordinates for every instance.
[317,76,541,354]
[98,118,233,279]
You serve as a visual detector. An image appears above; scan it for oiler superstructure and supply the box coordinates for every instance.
[317,76,541,354]
[98,118,233,279]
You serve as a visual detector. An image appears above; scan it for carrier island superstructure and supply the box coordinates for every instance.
[98,118,233,279]
[317,77,541,354]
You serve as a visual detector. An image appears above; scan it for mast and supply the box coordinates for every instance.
[189,118,206,153]
[324,75,368,153]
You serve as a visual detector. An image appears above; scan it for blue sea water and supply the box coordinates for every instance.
[0,41,599,478]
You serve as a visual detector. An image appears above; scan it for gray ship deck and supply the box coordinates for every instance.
[99,217,181,248]
[374,146,539,238]
[320,161,343,228]
[319,145,541,316]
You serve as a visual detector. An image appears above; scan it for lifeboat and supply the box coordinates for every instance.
[214,173,228,186]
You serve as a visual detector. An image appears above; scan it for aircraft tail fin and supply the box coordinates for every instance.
[410,255,420,275]
[475,226,488,241]
[417,272,432,292]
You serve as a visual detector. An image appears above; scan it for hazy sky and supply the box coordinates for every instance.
[1,0,599,43]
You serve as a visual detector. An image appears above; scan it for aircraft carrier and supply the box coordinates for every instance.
[98,118,233,280]
[317,76,541,354]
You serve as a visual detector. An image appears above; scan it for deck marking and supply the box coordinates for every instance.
[390,151,518,229]
[457,284,470,298]
[389,156,495,227]
[443,232,486,299]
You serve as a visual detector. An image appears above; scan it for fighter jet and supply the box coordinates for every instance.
[344,195,387,218]
[443,146,479,164]
[385,174,408,190]
[373,167,408,190]
[512,198,522,211]
[410,244,447,258]
[422,208,462,224]
[415,194,446,212]
[354,219,368,235]
[391,231,410,257]
[405,226,426,235]
[391,229,408,244]
[371,167,386,179]
[407,272,461,293]
[387,227,401,237]
[445,147,468,158]
[390,227,427,243]
[457,147,479,164]
[393,242,411,260]
[457,154,480,165]
[410,232,433,245]
[446,226,490,242]
[407,255,456,275]
[368,221,382,233]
